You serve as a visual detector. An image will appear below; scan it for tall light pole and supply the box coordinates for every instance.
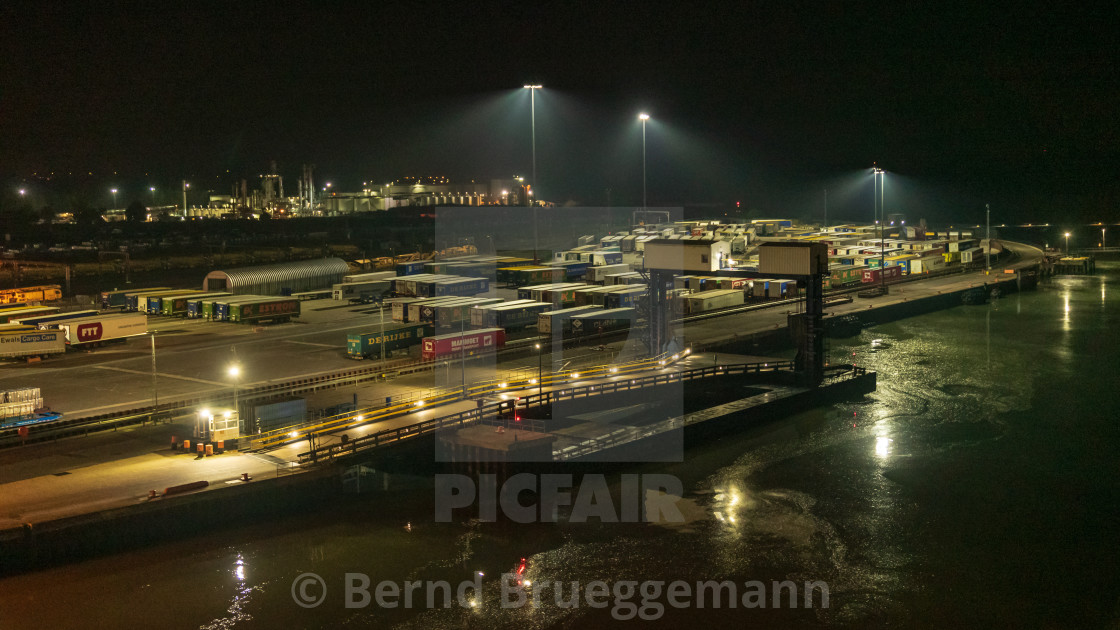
[1065,232,1071,256]
[872,167,885,291]
[182,180,190,217]
[985,204,991,273]
[150,333,159,411]
[228,364,241,415]
[523,85,542,263]
[110,188,118,209]
[1102,227,1106,249]
[149,186,156,204]
[823,188,828,232]
[639,113,650,211]
[535,343,543,397]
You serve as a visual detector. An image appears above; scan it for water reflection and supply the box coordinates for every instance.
[875,436,893,459]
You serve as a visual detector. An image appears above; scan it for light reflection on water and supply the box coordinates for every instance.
[2,264,1118,628]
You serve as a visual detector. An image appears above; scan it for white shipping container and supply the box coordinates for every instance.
[587,263,630,283]
[684,289,744,314]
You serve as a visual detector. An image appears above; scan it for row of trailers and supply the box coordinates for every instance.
[345,296,637,361]
[0,306,149,360]
[100,287,300,324]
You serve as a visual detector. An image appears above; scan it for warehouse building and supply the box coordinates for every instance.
[203,258,350,295]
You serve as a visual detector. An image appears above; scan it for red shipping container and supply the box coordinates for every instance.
[421,328,506,360]
[861,266,902,284]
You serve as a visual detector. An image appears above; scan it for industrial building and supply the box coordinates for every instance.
[203,258,350,295]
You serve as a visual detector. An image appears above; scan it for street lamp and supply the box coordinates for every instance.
[639,113,650,211]
[149,186,156,203]
[182,180,190,217]
[18,188,26,197]
[1065,232,1071,256]
[110,188,118,208]
[1102,227,1106,249]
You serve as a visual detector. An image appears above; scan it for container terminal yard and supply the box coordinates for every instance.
[0,217,1053,570]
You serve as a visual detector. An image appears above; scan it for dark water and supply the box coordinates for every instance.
[4,264,1119,629]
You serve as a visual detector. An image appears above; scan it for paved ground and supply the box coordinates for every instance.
[0,351,748,529]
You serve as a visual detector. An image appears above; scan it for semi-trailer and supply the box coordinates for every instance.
[421,328,506,360]
[124,289,185,312]
[146,290,207,314]
[0,328,66,359]
[229,297,301,323]
[346,323,433,359]
[332,280,391,302]
[163,292,231,317]
[0,306,60,324]
[11,310,99,327]
[603,286,647,309]
[53,312,148,346]
[485,301,552,329]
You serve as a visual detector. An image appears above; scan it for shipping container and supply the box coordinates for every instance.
[861,265,904,283]
[590,250,624,266]
[410,297,462,324]
[229,297,301,323]
[467,300,531,327]
[190,295,245,320]
[569,308,635,336]
[431,298,504,329]
[389,298,426,322]
[537,305,603,335]
[573,285,618,306]
[430,277,490,297]
[347,323,433,359]
[766,279,797,299]
[395,261,426,276]
[908,256,946,274]
[55,312,147,345]
[0,328,66,358]
[604,286,647,309]
[11,310,99,327]
[508,267,566,287]
[587,263,631,284]
[487,301,553,329]
[684,289,745,314]
[545,260,590,281]
[421,328,506,360]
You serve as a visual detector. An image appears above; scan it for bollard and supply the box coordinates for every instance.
[241,472,252,482]
[170,436,177,450]
[216,440,224,453]
[149,490,157,499]
[205,444,214,456]
[183,439,191,451]
[196,442,204,454]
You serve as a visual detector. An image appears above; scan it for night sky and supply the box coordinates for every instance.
[2,1,1116,223]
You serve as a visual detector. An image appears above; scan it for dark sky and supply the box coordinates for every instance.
[2,1,1116,223]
